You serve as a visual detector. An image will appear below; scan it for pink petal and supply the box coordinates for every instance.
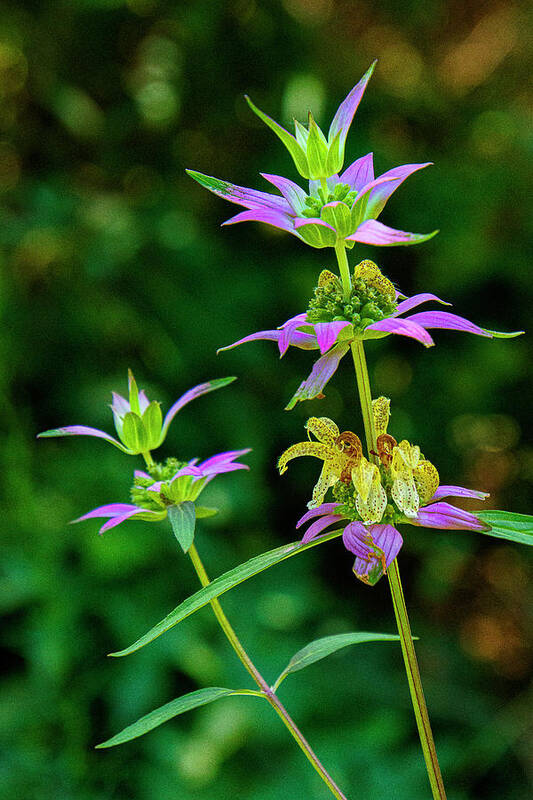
[261,173,307,213]
[301,514,345,544]
[346,220,438,247]
[394,293,451,317]
[161,378,237,439]
[366,317,434,347]
[314,321,352,354]
[217,328,318,355]
[342,520,372,557]
[296,503,343,529]
[406,311,492,337]
[223,208,298,236]
[328,62,376,148]
[74,503,141,522]
[285,342,350,410]
[365,163,432,219]
[340,153,374,192]
[37,425,125,450]
[431,485,489,502]
[411,502,488,531]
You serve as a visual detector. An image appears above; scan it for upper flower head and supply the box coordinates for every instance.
[244,62,376,181]
[187,154,437,250]
[38,372,237,456]
[282,400,489,585]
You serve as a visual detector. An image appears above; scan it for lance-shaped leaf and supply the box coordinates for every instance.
[245,95,310,178]
[96,687,260,748]
[475,511,533,546]
[110,529,344,657]
[168,502,196,553]
[273,632,402,691]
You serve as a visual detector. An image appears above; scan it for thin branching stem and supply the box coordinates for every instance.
[187,542,348,800]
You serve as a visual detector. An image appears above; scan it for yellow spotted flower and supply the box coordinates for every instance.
[351,457,387,523]
[373,397,439,517]
[278,417,362,509]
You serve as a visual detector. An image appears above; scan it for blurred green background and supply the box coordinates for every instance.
[1,0,532,798]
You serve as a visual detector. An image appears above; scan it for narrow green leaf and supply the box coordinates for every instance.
[127,368,141,415]
[110,528,344,657]
[168,502,196,552]
[476,510,533,546]
[325,129,342,175]
[306,114,328,179]
[245,95,310,178]
[96,687,258,748]
[483,329,525,339]
[273,632,402,690]
[195,506,218,519]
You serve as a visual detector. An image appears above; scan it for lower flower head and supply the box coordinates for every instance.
[73,449,250,535]
[282,400,489,584]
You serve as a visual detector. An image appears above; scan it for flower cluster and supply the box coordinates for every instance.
[38,372,250,545]
[75,450,250,534]
[220,260,520,409]
[187,64,441,249]
[279,398,488,585]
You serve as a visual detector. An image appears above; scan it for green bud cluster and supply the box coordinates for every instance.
[130,458,188,511]
[306,273,397,333]
[301,183,358,219]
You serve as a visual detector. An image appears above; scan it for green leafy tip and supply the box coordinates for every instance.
[483,328,525,339]
[168,502,196,553]
[95,688,260,748]
[273,632,403,691]
[185,169,233,195]
[109,528,344,657]
[475,510,533,546]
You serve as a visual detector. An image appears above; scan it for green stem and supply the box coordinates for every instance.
[334,240,352,300]
[142,451,155,468]
[350,340,376,460]
[187,542,348,800]
[335,244,446,800]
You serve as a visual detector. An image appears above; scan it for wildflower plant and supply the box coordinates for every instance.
[40,64,532,799]
[183,63,531,799]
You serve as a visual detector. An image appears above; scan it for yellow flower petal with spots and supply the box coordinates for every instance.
[278,417,351,509]
[353,260,396,302]
[372,396,391,437]
[352,457,387,523]
[414,459,439,504]
[392,440,420,472]
[391,474,419,517]
[306,416,340,446]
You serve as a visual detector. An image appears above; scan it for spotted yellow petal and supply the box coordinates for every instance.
[308,461,343,509]
[306,416,340,446]
[317,269,342,292]
[372,396,391,437]
[391,475,419,517]
[392,440,420,473]
[352,458,387,523]
[414,459,439,504]
[278,441,329,475]
[354,259,396,301]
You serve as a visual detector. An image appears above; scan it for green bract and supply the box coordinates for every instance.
[245,62,376,181]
